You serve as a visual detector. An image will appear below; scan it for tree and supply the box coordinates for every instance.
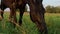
[45,5,60,13]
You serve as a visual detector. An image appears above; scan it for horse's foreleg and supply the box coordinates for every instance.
[19,11,24,26]
[9,3,17,24]
[0,10,4,18]
[0,6,5,20]
[19,5,25,26]
[10,9,17,22]
[9,8,17,27]
[0,10,3,20]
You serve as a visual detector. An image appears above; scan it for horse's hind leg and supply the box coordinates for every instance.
[19,4,25,26]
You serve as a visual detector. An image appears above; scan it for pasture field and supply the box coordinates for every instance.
[0,12,60,34]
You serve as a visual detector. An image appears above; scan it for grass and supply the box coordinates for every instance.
[0,12,60,34]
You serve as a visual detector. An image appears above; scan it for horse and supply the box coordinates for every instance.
[0,0,48,34]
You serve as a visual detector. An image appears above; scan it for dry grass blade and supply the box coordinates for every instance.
[9,20,26,34]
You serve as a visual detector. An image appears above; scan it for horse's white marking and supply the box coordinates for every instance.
[4,8,10,12]
[26,4,30,12]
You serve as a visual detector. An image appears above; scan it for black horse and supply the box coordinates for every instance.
[0,0,48,34]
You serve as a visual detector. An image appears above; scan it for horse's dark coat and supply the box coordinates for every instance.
[0,0,48,34]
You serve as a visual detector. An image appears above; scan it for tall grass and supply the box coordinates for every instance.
[0,12,60,34]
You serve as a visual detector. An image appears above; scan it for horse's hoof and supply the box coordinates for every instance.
[0,16,3,21]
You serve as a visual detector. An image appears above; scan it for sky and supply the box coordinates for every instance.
[43,0,60,7]
[0,0,60,11]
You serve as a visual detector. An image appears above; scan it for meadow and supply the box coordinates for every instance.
[0,12,60,34]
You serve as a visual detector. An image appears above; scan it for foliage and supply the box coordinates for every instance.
[45,5,60,13]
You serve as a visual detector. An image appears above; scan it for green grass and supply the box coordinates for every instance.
[0,12,60,34]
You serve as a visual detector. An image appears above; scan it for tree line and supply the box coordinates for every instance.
[45,5,60,13]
